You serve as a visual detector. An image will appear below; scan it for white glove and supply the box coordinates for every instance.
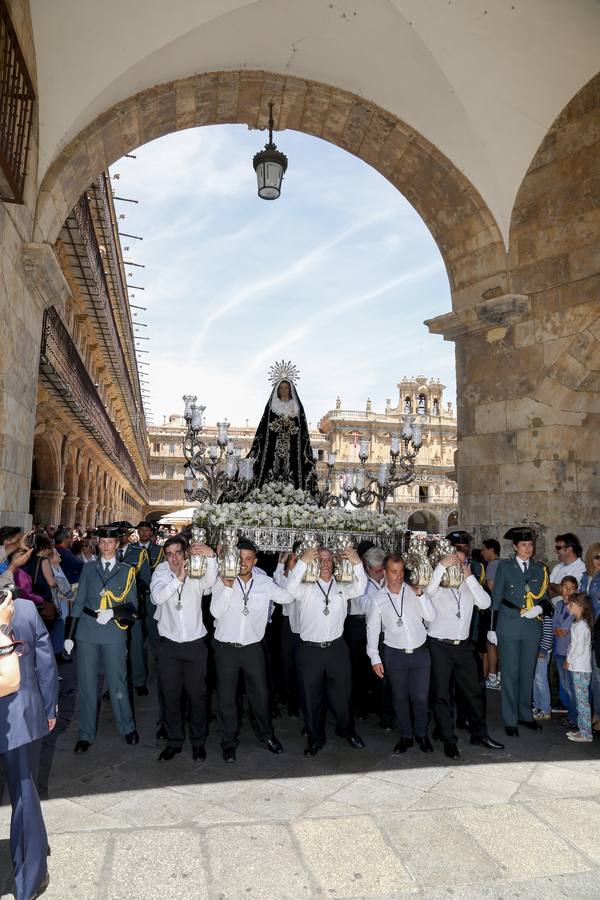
[96,609,114,625]
[523,604,543,619]
[486,631,497,646]
[64,639,74,655]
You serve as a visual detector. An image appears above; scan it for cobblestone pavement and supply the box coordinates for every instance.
[1,662,599,900]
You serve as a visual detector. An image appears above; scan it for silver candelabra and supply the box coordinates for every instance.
[182,395,256,504]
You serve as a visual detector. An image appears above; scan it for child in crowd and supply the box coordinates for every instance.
[532,608,554,720]
[553,575,578,726]
[565,592,594,743]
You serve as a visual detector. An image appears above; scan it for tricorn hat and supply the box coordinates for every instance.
[504,527,535,543]
[446,530,472,546]
[96,525,122,539]
[136,520,155,531]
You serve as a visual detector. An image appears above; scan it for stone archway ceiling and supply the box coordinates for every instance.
[30,0,600,244]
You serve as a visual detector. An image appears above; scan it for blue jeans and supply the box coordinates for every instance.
[555,653,577,724]
[532,651,551,713]
[591,654,600,719]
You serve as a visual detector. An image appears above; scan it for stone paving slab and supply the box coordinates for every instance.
[2,668,600,899]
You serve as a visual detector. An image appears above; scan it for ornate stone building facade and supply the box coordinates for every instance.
[319,378,458,534]
[29,172,149,527]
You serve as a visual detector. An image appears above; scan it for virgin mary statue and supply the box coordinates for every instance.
[248,361,317,491]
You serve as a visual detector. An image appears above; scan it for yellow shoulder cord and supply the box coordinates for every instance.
[479,563,486,585]
[135,548,149,575]
[100,566,136,631]
[151,546,164,570]
[521,566,549,620]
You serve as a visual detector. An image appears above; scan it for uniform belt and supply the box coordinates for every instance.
[302,637,342,648]
[501,599,523,611]
[429,636,468,647]
[82,607,98,619]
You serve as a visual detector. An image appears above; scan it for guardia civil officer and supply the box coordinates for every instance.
[489,527,550,736]
[285,545,367,756]
[210,539,292,762]
[135,521,166,736]
[426,548,504,758]
[64,525,139,751]
[367,553,435,754]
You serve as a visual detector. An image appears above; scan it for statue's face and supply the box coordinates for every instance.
[277,381,291,401]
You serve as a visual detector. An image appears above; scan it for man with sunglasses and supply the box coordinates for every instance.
[549,533,586,598]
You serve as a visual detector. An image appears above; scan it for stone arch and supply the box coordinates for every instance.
[30,427,64,525]
[34,70,506,304]
[407,510,439,534]
[447,510,459,528]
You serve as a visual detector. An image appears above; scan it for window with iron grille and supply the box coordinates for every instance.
[0,1,35,203]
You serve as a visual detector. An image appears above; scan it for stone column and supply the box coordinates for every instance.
[75,499,89,527]
[426,292,597,557]
[61,495,79,528]
[86,503,97,528]
[31,489,65,526]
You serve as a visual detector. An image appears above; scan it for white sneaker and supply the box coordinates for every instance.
[567,732,593,743]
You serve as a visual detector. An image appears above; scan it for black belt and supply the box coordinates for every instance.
[429,636,469,647]
[83,607,98,619]
[302,637,342,648]
[501,599,523,611]
[214,638,258,649]
[385,641,426,655]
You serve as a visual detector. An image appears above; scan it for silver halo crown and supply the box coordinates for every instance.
[268,360,300,386]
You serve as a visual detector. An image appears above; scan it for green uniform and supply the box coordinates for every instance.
[71,559,138,742]
[122,543,151,688]
[492,556,548,727]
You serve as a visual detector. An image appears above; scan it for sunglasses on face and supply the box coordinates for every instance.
[555,545,565,551]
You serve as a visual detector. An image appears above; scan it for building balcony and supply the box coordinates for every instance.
[40,306,147,500]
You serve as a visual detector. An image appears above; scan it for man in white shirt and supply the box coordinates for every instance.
[549,533,586,597]
[426,550,504,759]
[150,535,217,762]
[344,545,385,720]
[286,545,367,756]
[367,553,435,754]
[210,539,292,762]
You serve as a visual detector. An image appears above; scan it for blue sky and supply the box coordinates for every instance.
[111,125,455,429]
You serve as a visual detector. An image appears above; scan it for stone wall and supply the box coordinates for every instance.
[429,72,600,559]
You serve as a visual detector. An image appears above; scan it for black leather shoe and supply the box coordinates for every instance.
[74,740,90,753]
[519,719,542,731]
[417,736,434,753]
[444,742,460,759]
[223,748,236,763]
[125,730,139,745]
[192,745,206,761]
[135,686,149,697]
[471,735,505,750]
[304,742,322,757]
[347,734,365,749]
[156,724,168,741]
[158,746,181,761]
[505,726,519,737]
[392,736,413,754]
[264,736,284,754]
[29,870,50,899]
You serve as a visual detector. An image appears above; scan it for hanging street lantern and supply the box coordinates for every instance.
[253,102,288,200]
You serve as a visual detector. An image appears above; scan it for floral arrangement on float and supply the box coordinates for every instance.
[193,481,404,552]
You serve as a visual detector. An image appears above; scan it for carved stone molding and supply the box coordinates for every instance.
[425,294,530,342]
[22,242,71,313]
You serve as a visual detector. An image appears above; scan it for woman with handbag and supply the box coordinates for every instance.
[22,535,67,663]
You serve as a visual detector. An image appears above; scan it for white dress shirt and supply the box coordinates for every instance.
[150,557,217,642]
[100,557,116,573]
[367,584,435,663]
[210,570,292,645]
[272,563,301,634]
[285,560,367,642]
[348,575,382,616]
[426,562,490,641]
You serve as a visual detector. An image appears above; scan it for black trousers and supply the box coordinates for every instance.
[343,615,375,716]
[429,637,487,743]
[297,638,354,746]
[1,740,47,900]
[280,617,303,716]
[158,636,208,748]
[383,643,431,738]
[214,639,273,749]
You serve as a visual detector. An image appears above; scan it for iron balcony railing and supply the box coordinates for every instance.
[0,1,35,202]
[40,306,148,499]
